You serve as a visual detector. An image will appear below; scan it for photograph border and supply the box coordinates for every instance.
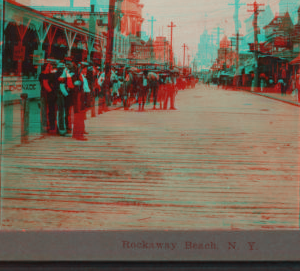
[1,0,300,263]
[0,230,299,261]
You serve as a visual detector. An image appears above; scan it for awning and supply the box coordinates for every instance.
[290,56,300,65]
[258,55,286,61]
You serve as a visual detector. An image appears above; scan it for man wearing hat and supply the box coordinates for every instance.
[111,69,120,105]
[97,69,106,113]
[57,61,75,136]
[157,73,166,110]
[39,60,57,134]
[123,68,133,109]
[55,61,66,135]
[72,60,88,140]
[163,71,177,110]
[86,63,97,117]
[141,70,149,110]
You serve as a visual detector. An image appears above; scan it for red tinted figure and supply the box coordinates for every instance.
[39,63,57,135]
[296,67,300,103]
[279,63,287,96]
[72,64,88,141]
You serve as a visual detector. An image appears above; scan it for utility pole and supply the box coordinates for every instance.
[212,25,224,50]
[247,1,264,89]
[229,0,245,83]
[182,43,188,68]
[168,21,176,68]
[103,0,116,106]
[148,16,157,40]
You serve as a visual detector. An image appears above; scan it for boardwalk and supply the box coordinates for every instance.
[1,84,299,230]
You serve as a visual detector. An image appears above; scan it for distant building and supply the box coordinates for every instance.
[120,0,144,37]
[218,35,235,69]
[196,28,217,70]
[263,11,294,58]
[153,36,169,65]
[291,7,300,54]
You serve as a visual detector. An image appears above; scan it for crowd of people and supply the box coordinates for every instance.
[39,57,198,141]
[207,63,300,99]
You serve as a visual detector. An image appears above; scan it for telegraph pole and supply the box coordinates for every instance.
[182,43,188,68]
[103,0,116,106]
[247,1,264,89]
[148,16,157,40]
[168,21,176,68]
[212,25,224,50]
[228,0,245,82]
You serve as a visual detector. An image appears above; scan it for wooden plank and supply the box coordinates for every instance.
[1,86,299,230]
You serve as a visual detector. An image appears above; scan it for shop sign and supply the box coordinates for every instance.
[33,49,45,65]
[3,79,40,93]
[13,45,25,61]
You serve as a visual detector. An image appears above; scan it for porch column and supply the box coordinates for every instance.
[46,26,57,57]
[15,18,31,76]
[86,36,95,62]
[36,22,51,75]
[64,29,77,57]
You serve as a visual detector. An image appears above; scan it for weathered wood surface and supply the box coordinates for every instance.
[1,85,299,230]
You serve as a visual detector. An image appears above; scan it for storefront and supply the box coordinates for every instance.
[2,0,106,102]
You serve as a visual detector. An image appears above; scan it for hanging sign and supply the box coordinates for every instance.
[13,45,25,61]
[33,49,45,65]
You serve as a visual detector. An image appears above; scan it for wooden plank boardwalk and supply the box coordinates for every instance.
[1,84,299,230]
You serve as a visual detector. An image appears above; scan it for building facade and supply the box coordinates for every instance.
[292,7,300,54]
[263,11,294,57]
[279,0,298,24]
[120,0,144,37]
[153,36,169,65]
[29,0,136,63]
[240,2,274,53]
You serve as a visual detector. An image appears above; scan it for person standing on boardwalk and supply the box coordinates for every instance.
[157,73,165,110]
[97,70,106,113]
[279,63,287,96]
[56,59,76,137]
[164,72,177,110]
[169,72,177,110]
[39,62,54,134]
[111,69,120,105]
[163,72,172,110]
[56,62,69,136]
[86,64,97,117]
[72,62,87,141]
[64,58,76,137]
[148,71,159,109]
[124,69,133,110]
[137,71,148,111]
[296,67,300,103]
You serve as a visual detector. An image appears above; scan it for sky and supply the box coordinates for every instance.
[139,0,285,64]
[27,0,298,65]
